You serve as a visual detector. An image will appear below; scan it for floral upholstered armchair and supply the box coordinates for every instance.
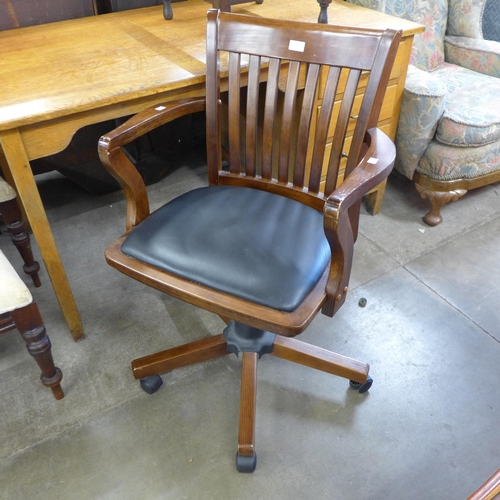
[347,0,500,225]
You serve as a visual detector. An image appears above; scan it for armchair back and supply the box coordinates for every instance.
[348,0,447,71]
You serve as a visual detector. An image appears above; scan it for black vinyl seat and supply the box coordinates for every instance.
[122,186,331,312]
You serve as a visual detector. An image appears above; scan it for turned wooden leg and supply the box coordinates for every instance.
[131,333,230,379]
[236,351,258,472]
[415,184,467,226]
[0,198,41,287]
[317,0,332,24]
[10,302,64,400]
[162,0,173,20]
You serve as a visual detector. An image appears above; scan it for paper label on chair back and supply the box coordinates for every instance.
[288,40,305,52]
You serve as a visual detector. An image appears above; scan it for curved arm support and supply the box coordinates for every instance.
[322,128,396,317]
[395,66,446,179]
[98,98,206,230]
[394,65,446,179]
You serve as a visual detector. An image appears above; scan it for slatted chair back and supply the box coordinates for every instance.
[206,11,401,214]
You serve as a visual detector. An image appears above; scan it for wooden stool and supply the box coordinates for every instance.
[0,250,63,400]
[0,177,41,287]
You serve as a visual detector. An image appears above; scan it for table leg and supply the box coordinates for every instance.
[365,178,388,215]
[0,129,84,341]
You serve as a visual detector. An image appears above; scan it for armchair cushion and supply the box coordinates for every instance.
[447,0,486,39]
[121,186,331,312]
[431,63,500,147]
[447,0,500,42]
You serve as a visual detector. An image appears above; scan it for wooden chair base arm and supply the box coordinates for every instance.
[130,327,370,473]
[271,335,370,383]
[131,333,230,379]
[238,352,258,458]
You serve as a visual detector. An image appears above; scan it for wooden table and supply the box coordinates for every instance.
[0,0,422,341]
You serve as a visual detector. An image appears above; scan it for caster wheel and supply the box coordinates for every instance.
[236,452,257,473]
[140,374,163,394]
[349,376,373,394]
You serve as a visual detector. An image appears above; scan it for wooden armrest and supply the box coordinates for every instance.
[326,128,396,214]
[322,128,396,317]
[99,98,206,152]
[98,98,206,230]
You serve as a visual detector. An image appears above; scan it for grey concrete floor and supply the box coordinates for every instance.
[1,151,499,499]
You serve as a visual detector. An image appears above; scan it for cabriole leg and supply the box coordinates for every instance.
[416,184,467,226]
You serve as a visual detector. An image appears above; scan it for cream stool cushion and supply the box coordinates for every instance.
[0,177,17,203]
[0,249,33,314]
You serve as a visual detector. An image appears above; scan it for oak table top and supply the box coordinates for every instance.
[0,0,422,341]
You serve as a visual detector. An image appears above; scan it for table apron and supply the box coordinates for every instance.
[18,82,207,161]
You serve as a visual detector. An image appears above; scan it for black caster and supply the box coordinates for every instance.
[236,452,257,473]
[349,376,373,394]
[140,374,163,394]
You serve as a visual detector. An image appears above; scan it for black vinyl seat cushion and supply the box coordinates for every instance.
[121,186,331,312]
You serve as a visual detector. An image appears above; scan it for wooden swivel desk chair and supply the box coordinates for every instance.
[99,10,401,472]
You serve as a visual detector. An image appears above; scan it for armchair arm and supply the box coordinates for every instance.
[394,65,446,179]
[98,98,206,230]
[321,127,396,317]
[445,36,500,78]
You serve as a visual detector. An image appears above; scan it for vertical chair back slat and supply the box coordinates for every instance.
[293,62,320,189]
[261,57,281,181]
[308,66,341,194]
[277,60,301,184]
[324,69,361,195]
[244,54,262,177]
[228,51,242,174]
